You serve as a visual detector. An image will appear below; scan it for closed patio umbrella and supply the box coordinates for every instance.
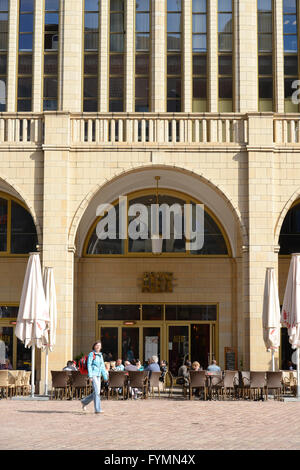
[15,253,49,397]
[43,267,57,395]
[263,267,281,371]
[281,253,300,397]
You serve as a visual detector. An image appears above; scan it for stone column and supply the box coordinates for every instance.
[6,0,18,112]
[183,0,192,112]
[40,113,74,389]
[99,0,109,112]
[32,0,43,112]
[151,0,166,112]
[60,0,82,112]
[208,0,218,112]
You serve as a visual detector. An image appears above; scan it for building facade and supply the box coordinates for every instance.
[0,0,300,388]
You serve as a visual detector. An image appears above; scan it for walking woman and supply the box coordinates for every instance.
[81,341,108,414]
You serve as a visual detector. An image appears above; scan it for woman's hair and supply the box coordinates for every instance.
[192,361,200,369]
[92,340,102,351]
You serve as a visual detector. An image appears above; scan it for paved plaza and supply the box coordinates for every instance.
[1,397,300,450]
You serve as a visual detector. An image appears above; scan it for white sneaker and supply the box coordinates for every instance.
[81,403,87,412]
[95,410,104,414]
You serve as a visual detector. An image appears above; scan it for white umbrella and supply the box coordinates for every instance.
[43,267,57,395]
[15,253,49,397]
[281,253,300,397]
[263,267,281,371]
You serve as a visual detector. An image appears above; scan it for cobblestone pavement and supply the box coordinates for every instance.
[1,397,300,450]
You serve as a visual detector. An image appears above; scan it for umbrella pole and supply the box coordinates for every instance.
[271,350,275,371]
[44,348,49,396]
[31,346,35,398]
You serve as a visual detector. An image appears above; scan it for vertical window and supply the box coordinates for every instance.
[283,0,298,112]
[135,0,150,112]
[109,0,125,112]
[218,0,233,112]
[167,0,182,112]
[192,0,207,112]
[258,0,273,111]
[18,0,34,111]
[84,0,99,112]
[43,0,59,111]
[0,0,8,111]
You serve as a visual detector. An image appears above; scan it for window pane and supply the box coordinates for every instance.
[84,54,98,74]
[258,34,272,52]
[85,12,98,31]
[283,0,296,13]
[258,0,272,11]
[284,78,296,98]
[219,77,232,98]
[109,100,123,112]
[44,77,57,98]
[193,54,207,74]
[136,33,150,51]
[258,13,272,33]
[218,13,232,32]
[193,0,206,13]
[110,13,124,32]
[167,13,181,32]
[167,33,181,51]
[0,32,7,50]
[18,54,32,74]
[17,99,31,111]
[258,55,272,75]
[142,305,163,320]
[166,305,217,321]
[0,197,7,251]
[284,55,298,75]
[136,13,149,32]
[101,328,118,361]
[284,35,298,53]
[193,14,206,33]
[110,34,124,52]
[11,201,37,254]
[218,33,232,51]
[110,0,124,10]
[167,0,181,12]
[0,0,8,11]
[84,77,97,98]
[84,32,98,50]
[0,54,6,74]
[193,34,206,52]
[136,0,149,11]
[167,54,181,74]
[85,0,99,11]
[219,55,232,74]
[18,77,32,97]
[20,0,34,12]
[0,77,5,109]
[283,15,297,34]
[19,14,33,33]
[0,13,8,31]
[167,78,181,98]
[135,77,149,98]
[0,306,19,319]
[43,99,57,110]
[44,54,58,74]
[44,33,59,50]
[135,100,149,112]
[45,13,59,28]
[110,54,124,74]
[110,77,123,98]
[218,0,232,11]
[98,304,140,321]
[135,54,149,74]
[259,77,273,98]
[45,0,59,10]
[193,78,206,98]
[83,99,97,111]
[19,34,33,51]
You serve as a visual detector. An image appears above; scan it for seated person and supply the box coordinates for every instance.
[160,360,168,382]
[145,355,160,373]
[124,360,138,372]
[191,361,201,371]
[177,360,191,386]
[135,359,144,371]
[63,360,77,371]
[207,359,221,372]
[110,361,116,370]
[115,358,125,371]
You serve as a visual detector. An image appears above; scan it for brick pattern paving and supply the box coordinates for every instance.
[1,398,300,450]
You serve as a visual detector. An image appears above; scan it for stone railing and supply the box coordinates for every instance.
[273,115,300,144]
[70,113,248,146]
[0,114,43,145]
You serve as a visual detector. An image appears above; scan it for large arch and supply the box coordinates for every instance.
[275,187,300,247]
[69,165,247,258]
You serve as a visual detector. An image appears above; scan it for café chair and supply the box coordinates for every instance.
[51,371,70,400]
[189,370,207,400]
[266,371,283,401]
[107,371,127,400]
[148,371,162,398]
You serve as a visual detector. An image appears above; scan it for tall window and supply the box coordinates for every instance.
[83,0,99,112]
[192,0,207,112]
[283,0,298,112]
[258,0,273,111]
[109,0,125,112]
[0,1,8,111]
[18,0,34,111]
[167,0,182,112]
[218,0,233,112]
[135,0,150,112]
[43,0,59,111]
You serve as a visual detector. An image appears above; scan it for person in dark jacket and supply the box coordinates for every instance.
[177,360,191,386]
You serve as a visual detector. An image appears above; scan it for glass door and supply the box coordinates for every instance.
[122,327,139,363]
[143,326,161,365]
[100,327,119,361]
[0,326,13,368]
[168,325,189,376]
[191,324,210,369]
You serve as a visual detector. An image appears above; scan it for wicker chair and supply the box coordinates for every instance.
[23,371,31,396]
[266,371,283,400]
[164,370,175,397]
[127,371,148,399]
[240,371,250,399]
[189,370,207,400]
[209,372,223,400]
[107,371,127,400]
[69,371,89,399]
[51,371,71,400]
[148,371,162,398]
[0,370,12,398]
[222,370,239,400]
[249,371,266,401]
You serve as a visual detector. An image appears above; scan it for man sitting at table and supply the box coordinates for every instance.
[115,358,125,371]
[207,359,221,372]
